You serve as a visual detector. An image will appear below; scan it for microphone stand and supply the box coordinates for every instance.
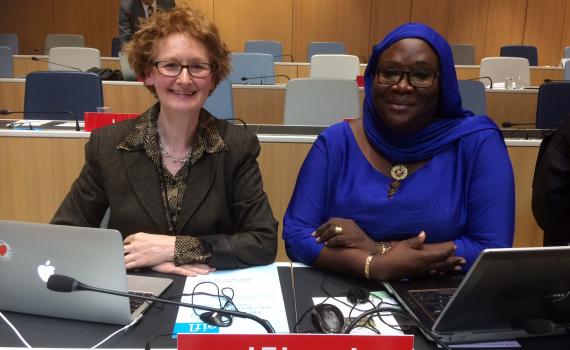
[0,110,80,131]
[47,275,275,333]
[241,74,290,85]
[31,56,83,71]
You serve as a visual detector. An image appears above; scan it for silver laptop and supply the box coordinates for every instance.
[0,220,172,325]
[383,247,570,344]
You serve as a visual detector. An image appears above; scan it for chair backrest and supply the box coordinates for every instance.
[48,47,101,72]
[500,45,538,66]
[536,81,570,129]
[204,79,234,119]
[451,44,475,65]
[24,71,103,121]
[45,34,85,51]
[244,40,283,62]
[119,51,137,81]
[0,46,14,78]
[0,34,18,55]
[457,80,486,115]
[283,78,360,125]
[307,42,345,61]
[564,46,570,59]
[111,37,121,57]
[565,61,570,80]
[309,54,360,80]
[480,57,531,87]
[229,53,275,84]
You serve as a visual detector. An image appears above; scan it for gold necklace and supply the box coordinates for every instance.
[387,164,408,199]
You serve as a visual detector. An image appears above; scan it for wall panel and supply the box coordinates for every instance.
[483,0,527,60]
[0,0,55,54]
[53,0,118,57]
[214,0,293,55]
[369,0,411,52]
[292,0,371,62]
[447,0,490,63]
[560,0,570,59]
[178,0,214,20]
[523,0,566,66]
[410,0,451,37]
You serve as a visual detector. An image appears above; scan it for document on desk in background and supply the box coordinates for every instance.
[173,263,290,335]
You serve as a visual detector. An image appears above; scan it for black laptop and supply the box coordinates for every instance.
[383,247,570,344]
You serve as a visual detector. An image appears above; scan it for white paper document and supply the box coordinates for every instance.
[312,291,404,336]
[173,263,290,335]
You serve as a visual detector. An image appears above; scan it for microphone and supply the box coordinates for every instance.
[240,74,290,85]
[467,76,493,89]
[501,121,536,128]
[1,109,80,131]
[31,56,82,71]
[46,274,275,333]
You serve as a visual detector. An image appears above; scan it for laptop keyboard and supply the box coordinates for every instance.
[409,288,456,321]
[129,290,156,313]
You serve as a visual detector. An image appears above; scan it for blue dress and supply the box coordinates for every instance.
[283,121,515,269]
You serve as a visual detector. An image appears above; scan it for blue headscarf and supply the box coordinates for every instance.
[363,23,498,163]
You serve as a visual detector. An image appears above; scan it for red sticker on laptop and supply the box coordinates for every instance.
[0,240,13,261]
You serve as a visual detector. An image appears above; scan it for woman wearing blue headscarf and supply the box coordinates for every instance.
[283,23,514,280]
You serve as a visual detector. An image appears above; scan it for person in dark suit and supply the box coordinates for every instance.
[52,6,278,277]
[532,117,570,246]
[118,0,176,47]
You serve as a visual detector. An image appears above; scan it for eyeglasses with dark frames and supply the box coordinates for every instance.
[376,66,440,88]
[154,61,212,78]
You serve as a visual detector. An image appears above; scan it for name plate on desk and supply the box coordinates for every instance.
[84,112,139,131]
[178,333,413,350]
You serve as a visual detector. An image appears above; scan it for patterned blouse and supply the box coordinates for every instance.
[118,104,229,265]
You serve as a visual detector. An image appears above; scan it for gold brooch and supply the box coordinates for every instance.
[388,164,408,198]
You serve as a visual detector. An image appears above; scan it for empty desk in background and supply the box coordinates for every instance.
[13,56,563,86]
[455,65,563,86]
[0,78,538,126]
[12,55,297,84]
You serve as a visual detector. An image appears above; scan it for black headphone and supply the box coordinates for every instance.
[347,287,370,304]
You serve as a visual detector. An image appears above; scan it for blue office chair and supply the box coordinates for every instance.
[564,46,570,58]
[24,71,103,121]
[457,80,486,116]
[451,44,475,65]
[536,81,570,129]
[229,53,275,85]
[500,45,538,66]
[244,40,285,62]
[204,79,234,119]
[111,37,121,57]
[565,61,570,80]
[0,34,18,55]
[307,42,345,61]
[0,46,14,78]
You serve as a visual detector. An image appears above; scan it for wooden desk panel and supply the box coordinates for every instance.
[0,132,544,262]
[487,90,538,126]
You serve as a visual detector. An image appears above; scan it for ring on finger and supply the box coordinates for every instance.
[333,225,343,235]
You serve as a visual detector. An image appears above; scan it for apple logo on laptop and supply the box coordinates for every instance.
[37,260,55,283]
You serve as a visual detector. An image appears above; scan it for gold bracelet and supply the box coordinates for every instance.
[364,254,375,280]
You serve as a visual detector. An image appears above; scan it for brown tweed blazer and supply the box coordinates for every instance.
[51,111,277,269]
